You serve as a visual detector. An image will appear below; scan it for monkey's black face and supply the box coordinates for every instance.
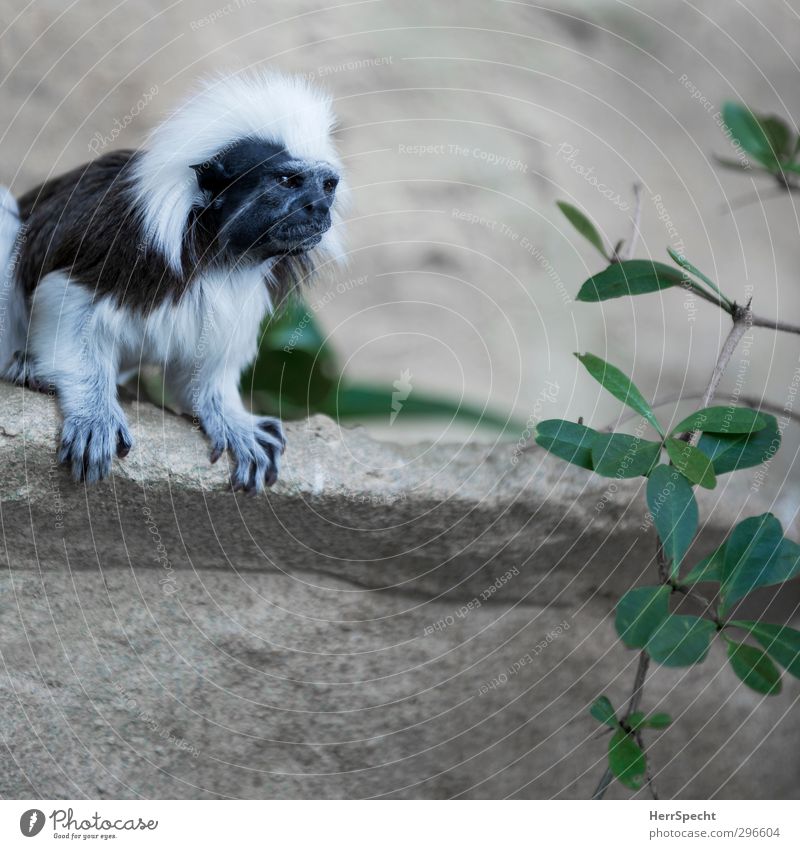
[191,139,339,260]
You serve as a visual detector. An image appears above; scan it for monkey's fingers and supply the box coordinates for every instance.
[257,417,286,453]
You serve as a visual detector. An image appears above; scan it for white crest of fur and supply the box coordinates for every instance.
[131,70,345,274]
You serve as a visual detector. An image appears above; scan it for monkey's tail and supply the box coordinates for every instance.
[0,187,28,378]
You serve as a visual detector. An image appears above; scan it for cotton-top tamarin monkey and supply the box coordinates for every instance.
[0,71,344,491]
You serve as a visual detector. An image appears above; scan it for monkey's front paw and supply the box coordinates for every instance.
[209,416,285,494]
[59,413,133,482]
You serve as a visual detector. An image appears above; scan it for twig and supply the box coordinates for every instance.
[588,193,791,799]
[637,729,660,800]
[592,649,651,800]
[750,313,800,336]
[623,184,643,261]
[594,542,663,800]
[720,184,796,215]
[673,583,722,627]
[605,393,800,432]
[656,539,669,583]
[691,304,753,440]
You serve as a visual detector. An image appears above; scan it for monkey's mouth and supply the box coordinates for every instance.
[260,218,331,254]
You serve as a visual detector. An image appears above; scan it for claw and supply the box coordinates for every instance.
[257,418,287,452]
[207,416,283,491]
[59,412,132,483]
[116,430,132,458]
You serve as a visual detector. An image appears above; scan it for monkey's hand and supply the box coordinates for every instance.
[206,414,286,493]
[58,409,133,482]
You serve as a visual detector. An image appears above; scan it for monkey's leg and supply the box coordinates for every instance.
[30,273,133,482]
[165,362,285,493]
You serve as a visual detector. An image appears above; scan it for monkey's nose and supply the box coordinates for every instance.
[302,193,334,216]
[300,181,337,219]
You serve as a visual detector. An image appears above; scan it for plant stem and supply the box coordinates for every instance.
[594,542,668,800]
[691,305,753,438]
[623,184,643,261]
[750,313,800,336]
[605,393,800,432]
[596,300,755,798]
[592,650,651,800]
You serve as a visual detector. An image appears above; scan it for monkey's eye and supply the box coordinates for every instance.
[323,176,339,194]
[276,173,304,189]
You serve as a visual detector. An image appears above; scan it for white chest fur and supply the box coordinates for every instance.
[31,264,273,381]
[138,264,273,371]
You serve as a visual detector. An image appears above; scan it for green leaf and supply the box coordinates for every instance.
[642,712,672,729]
[535,419,598,470]
[682,540,726,585]
[722,102,782,171]
[647,464,699,576]
[720,514,799,611]
[671,406,767,436]
[575,353,664,436]
[316,384,515,431]
[726,639,782,695]
[615,585,671,649]
[626,711,646,730]
[628,711,673,730]
[646,615,716,667]
[759,116,794,161]
[243,301,520,430]
[589,696,618,728]
[556,201,608,259]
[666,248,732,308]
[608,729,647,790]
[665,438,716,489]
[590,432,662,478]
[577,260,687,303]
[697,413,780,475]
[244,302,339,413]
[731,621,800,678]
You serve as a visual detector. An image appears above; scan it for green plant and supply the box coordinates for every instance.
[139,296,518,432]
[548,146,800,797]
[716,102,800,185]
[243,299,517,430]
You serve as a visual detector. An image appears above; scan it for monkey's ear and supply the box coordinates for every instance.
[189,159,230,195]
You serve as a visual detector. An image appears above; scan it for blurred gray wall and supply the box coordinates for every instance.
[2,0,799,522]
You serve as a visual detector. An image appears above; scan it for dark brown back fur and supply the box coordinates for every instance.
[15,150,311,314]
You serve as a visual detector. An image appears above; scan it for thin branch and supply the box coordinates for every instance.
[656,539,669,583]
[637,729,659,800]
[695,304,753,419]
[720,184,795,215]
[587,200,792,800]
[594,544,665,800]
[623,184,643,261]
[592,765,614,799]
[592,650,651,800]
[606,392,800,432]
[673,583,721,627]
[750,313,800,336]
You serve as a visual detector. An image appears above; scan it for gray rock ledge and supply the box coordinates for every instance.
[0,382,797,799]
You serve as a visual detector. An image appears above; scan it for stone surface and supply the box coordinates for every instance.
[4,0,800,515]
[0,382,798,799]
